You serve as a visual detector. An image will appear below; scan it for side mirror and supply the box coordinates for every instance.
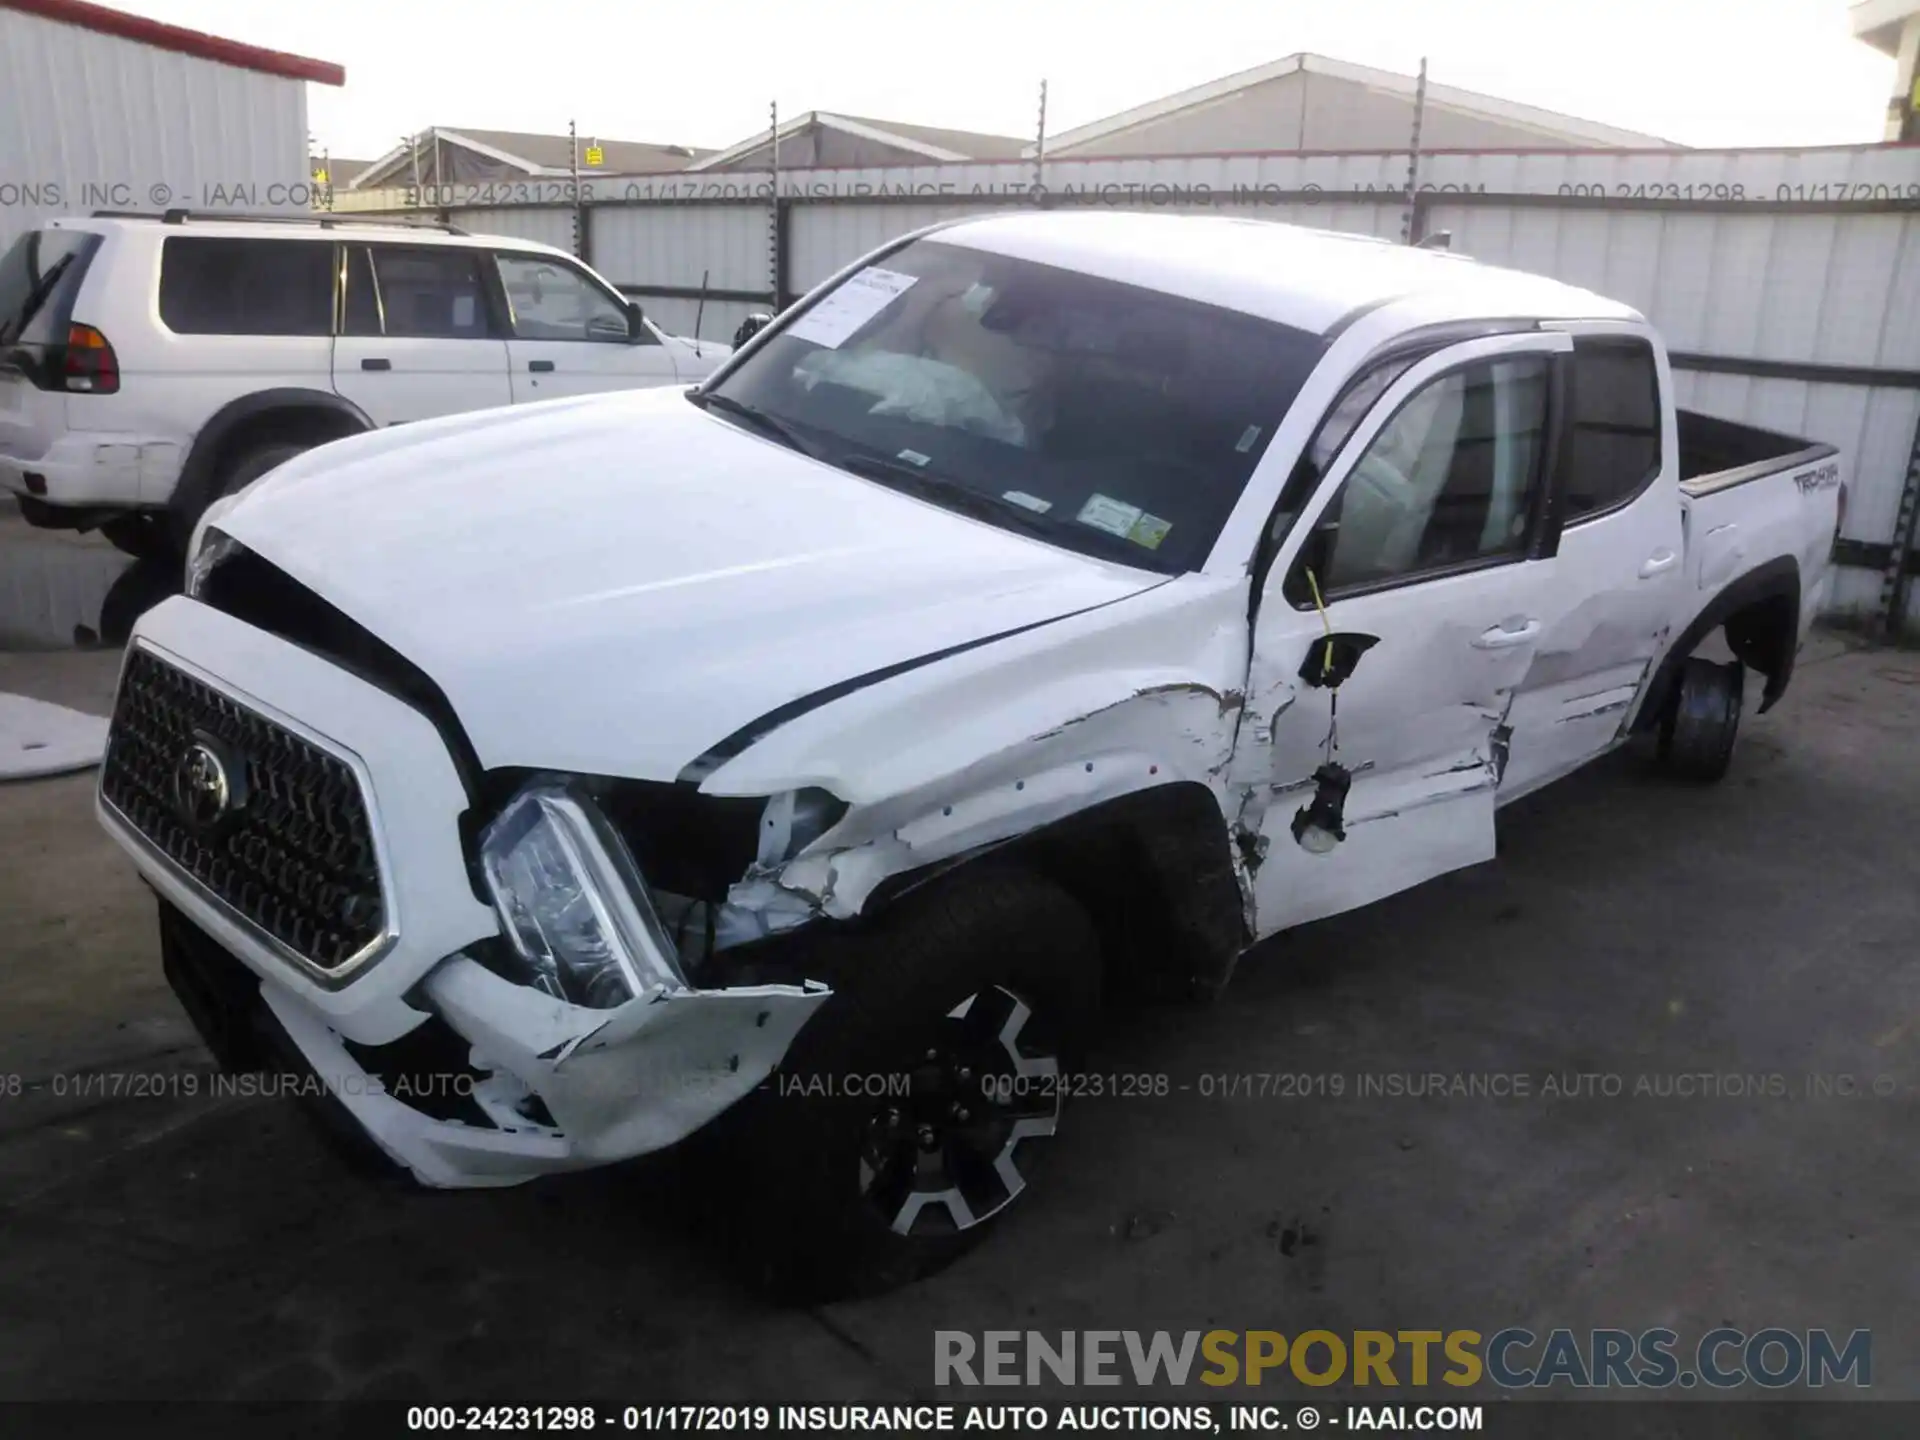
[732,311,774,349]
[626,299,647,343]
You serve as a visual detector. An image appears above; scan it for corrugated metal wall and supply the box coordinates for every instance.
[416,143,1920,625]
[0,6,313,253]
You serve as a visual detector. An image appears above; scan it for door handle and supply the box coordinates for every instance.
[528,359,555,373]
[1638,548,1679,579]
[360,357,391,371]
[1472,619,1542,650]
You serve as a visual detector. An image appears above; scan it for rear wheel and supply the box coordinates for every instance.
[168,440,310,549]
[99,512,175,561]
[707,869,1102,1302]
[1659,656,1745,783]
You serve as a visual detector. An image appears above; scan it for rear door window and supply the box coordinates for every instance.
[158,237,334,336]
[1563,340,1662,521]
[0,228,103,347]
[368,247,497,339]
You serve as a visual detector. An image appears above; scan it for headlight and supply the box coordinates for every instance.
[184,524,242,598]
[479,780,684,1008]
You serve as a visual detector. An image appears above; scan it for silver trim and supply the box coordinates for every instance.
[1681,443,1840,497]
[100,637,402,988]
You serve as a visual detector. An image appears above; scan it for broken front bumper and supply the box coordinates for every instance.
[110,597,829,1188]
[157,861,828,1189]
[273,955,826,1187]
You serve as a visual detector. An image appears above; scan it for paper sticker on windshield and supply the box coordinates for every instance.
[1077,494,1143,537]
[1003,490,1053,513]
[785,267,919,349]
[1236,424,1263,454]
[1128,512,1173,550]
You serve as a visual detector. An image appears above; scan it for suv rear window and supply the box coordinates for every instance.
[0,228,102,348]
[158,237,334,337]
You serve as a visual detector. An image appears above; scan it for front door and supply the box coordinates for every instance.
[331,243,511,425]
[1231,332,1578,938]
[492,252,679,403]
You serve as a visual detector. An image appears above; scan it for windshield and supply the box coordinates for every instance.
[700,238,1326,573]
[0,229,100,348]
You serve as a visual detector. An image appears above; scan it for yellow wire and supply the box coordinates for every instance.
[1304,566,1334,678]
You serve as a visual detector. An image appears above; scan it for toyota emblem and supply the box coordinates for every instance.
[173,735,245,831]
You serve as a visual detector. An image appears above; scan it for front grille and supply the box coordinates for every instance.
[102,649,387,974]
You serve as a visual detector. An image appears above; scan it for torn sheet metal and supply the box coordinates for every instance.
[228,956,832,1192]
[422,957,828,1166]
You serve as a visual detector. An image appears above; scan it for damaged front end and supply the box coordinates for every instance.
[278,775,841,1188]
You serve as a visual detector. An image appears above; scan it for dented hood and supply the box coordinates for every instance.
[210,387,1161,781]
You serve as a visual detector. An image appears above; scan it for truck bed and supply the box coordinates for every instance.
[1678,409,1837,496]
[1670,408,1844,678]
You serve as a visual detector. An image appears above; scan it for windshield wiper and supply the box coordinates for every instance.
[833,452,1063,542]
[0,253,74,347]
[687,389,818,459]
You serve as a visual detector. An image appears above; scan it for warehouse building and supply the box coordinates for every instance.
[1032,52,1677,158]
[1853,0,1920,137]
[345,129,715,191]
[0,0,343,251]
[690,112,1028,171]
[684,55,1674,175]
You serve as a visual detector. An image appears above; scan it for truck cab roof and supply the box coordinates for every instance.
[933,210,1645,337]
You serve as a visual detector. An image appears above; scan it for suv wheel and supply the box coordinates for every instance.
[169,440,310,549]
[706,868,1102,1302]
[99,513,175,562]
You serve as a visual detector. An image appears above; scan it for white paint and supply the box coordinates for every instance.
[0,694,108,779]
[100,213,1843,1188]
[0,216,726,518]
[209,383,1166,780]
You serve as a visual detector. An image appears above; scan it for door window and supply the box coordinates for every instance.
[157,238,333,336]
[1287,356,1550,604]
[368,247,496,339]
[494,255,640,343]
[342,245,381,336]
[1563,340,1661,521]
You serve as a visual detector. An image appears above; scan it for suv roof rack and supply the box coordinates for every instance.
[88,209,469,236]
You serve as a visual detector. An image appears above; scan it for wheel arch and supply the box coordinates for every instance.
[172,389,373,523]
[862,781,1249,1001]
[1636,554,1802,729]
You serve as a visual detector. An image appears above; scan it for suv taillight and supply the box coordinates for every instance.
[63,323,118,395]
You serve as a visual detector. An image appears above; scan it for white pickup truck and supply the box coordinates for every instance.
[96,212,1844,1299]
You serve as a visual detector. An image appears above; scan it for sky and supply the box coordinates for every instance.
[111,0,1898,160]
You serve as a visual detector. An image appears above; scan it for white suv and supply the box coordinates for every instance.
[0,212,728,558]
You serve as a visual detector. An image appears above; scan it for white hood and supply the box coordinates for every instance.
[663,332,730,375]
[208,388,1161,782]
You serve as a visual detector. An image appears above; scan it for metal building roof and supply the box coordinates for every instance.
[0,0,344,84]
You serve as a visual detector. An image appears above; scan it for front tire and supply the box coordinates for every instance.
[1660,656,1745,783]
[709,868,1102,1302]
